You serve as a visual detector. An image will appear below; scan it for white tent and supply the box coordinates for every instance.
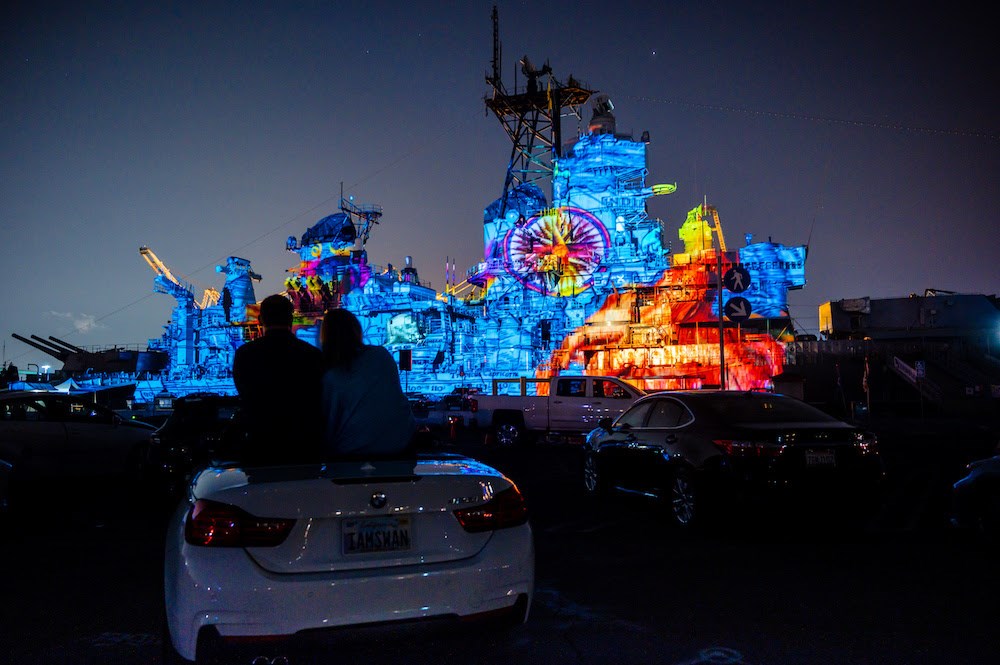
[53,377,84,392]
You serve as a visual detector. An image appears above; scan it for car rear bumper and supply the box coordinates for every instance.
[165,518,534,662]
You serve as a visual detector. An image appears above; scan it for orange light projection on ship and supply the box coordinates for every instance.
[539,205,785,391]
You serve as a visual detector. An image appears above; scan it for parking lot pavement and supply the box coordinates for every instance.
[3,425,998,665]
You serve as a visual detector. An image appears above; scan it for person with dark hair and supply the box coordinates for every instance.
[320,308,415,458]
[232,294,324,464]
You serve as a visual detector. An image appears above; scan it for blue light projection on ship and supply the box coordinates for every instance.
[135,61,808,403]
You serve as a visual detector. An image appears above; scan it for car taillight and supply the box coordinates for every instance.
[852,432,878,455]
[454,485,528,533]
[184,499,295,547]
[713,440,786,458]
[469,398,479,413]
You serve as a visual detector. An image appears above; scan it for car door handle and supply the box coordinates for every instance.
[665,434,677,444]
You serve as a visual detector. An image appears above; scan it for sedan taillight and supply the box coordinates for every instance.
[184,499,295,547]
[454,485,528,533]
[852,432,878,455]
[714,440,786,458]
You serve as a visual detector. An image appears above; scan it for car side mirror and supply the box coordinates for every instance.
[598,417,613,432]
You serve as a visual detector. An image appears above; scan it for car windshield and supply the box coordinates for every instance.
[172,401,237,428]
[689,393,840,424]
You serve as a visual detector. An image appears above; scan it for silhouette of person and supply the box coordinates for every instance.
[320,308,416,459]
[221,287,233,322]
[3,362,18,388]
[232,294,324,465]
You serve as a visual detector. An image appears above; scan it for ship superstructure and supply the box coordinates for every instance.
[134,248,261,402]
[133,13,807,403]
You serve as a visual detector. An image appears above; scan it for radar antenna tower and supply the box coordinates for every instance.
[338,183,383,248]
[484,5,594,216]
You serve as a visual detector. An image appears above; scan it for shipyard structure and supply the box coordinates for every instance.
[132,41,807,404]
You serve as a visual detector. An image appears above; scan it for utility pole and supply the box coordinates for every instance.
[717,244,726,389]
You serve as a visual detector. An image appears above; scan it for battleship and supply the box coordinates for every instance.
[124,17,807,406]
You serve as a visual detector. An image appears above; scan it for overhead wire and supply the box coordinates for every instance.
[20,108,484,357]
[623,94,999,141]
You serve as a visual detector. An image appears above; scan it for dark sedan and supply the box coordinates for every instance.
[146,393,242,499]
[0,390,156,514]
[583,390,885,529]
[951,452,1000,537]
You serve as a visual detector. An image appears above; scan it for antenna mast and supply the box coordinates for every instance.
[484,5,594,216]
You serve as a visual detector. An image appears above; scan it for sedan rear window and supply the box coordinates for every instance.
[694,394,838,423]
[2,398,52,422]
[646,399,692,428]
[616,401,653,429]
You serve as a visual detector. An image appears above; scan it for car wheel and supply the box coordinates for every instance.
[975,489,1000,540]
[127,443,152,498]
[583,451,603,495]
[194,626,226,665]
[493,421,522,448]
[669,467,699,529]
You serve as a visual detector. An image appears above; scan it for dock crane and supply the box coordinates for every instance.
[139,246,220,308]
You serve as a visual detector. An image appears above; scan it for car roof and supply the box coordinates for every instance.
[1,390,86,401]
[173,393,239,404]
[640,389,781,399]
[632,390,845,424]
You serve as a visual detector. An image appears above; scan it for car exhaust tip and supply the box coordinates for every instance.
[250,657,290,665]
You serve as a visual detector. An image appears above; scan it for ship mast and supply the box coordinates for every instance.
[338,182,383,249]
[484,5,594,216]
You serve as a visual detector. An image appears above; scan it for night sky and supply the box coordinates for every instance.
[3,0,997,369]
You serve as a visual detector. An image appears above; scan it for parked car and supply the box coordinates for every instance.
[441,386,482,411]
[951,451,1000,537]
[0,390,156,513]
[475,375,644,446]
[146,393,242,499]
[405,391,435,417]
[164,453,534,663]
[583,390,885,529]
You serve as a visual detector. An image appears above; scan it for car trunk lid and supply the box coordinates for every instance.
[188,455,510,573]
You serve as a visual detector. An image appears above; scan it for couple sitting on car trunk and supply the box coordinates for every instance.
[232,294,415,465]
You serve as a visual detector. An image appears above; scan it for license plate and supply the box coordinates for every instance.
[342,516,412,555]
[805,449,836,466]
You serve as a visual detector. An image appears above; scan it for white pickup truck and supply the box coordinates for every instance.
[471,375,645,446]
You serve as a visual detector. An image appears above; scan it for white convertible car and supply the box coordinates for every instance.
[164,453,534,663]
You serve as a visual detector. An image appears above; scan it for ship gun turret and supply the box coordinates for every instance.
[10,333,168,374]
[11,334,70,361]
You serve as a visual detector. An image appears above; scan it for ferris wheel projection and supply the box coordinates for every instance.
[504,207,610,297]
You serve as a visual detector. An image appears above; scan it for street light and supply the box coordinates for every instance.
[27,363,38,381]
[41,365,50,381]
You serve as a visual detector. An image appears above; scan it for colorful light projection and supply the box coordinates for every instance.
[146,254,261,386]
[735,243,806,318]
[504,207,610,296]
[141,101,808,403]
[469,123,678,379]
[215,257,260,324]
[284,212,372,314]
[540,204,799,391]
